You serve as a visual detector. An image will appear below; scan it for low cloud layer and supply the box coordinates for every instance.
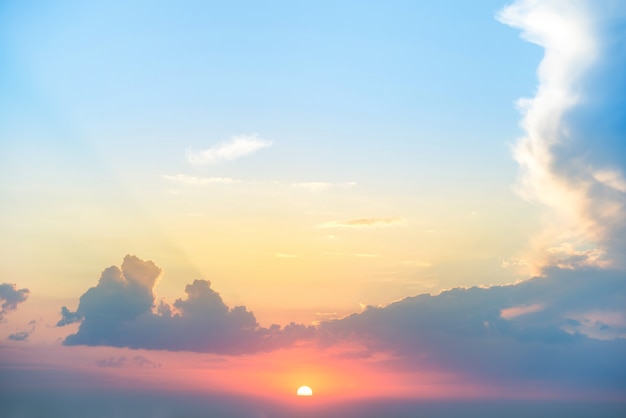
[0,283,29,321]
[499,0,626,269]
[56,255,625,392]
[58,255,314,354]
[186,134,273,165]
[320,267,626,390]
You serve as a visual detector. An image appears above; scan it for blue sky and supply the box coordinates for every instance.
[0,0,546,307]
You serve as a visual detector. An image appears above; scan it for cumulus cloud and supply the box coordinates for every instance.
[58,255,314,354]
[0,283,29,321]
[499,0,626,269]
[318,217,407,229]
[186,134,273,165]
[320,267,626,390]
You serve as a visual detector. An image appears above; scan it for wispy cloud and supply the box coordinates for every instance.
[7,319,36,341]
[161,174,240,184]
[500,303,544,320]
[318,217,406,229]
[327,252,382,258]
[401,260,432,267]
[7,331,30,341]
[95,355,162,369]
[187,134,273,165]
[162,176,356,192]
[290,181,357,192]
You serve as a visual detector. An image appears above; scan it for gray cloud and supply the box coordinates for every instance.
[7,320,36,342]
[58,255,315,354]
[320,267,626,390]
[7,331,30,341]
[0,283,30,321]
[95,355,161,368]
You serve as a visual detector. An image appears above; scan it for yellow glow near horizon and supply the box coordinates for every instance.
[296,385,313,396]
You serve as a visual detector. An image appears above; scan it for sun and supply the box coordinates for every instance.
[296,385,313,396]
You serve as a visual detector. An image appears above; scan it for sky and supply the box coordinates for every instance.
[1,0,625,417]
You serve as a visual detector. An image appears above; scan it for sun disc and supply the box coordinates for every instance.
[296,385,313,396]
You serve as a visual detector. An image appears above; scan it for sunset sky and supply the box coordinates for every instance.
[1,0,625,417]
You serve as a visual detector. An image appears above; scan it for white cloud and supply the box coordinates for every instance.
[186,134,273,165]
[498,0,626,269]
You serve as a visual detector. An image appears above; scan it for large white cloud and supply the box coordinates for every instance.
[499,0,626,269]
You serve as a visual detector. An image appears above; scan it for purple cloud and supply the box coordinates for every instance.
[0,283,29,321]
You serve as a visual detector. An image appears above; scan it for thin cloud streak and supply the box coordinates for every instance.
[318,217,407,229]
[161,174,240,184]
[290,181,357,192]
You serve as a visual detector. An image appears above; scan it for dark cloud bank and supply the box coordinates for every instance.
[322,267,626,391]
[58,255,626,395]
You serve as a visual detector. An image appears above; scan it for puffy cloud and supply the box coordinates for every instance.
[320,267,626,390]
[58,255,314,354]
[0,283,29,321]
[186,134,273,165]
[498,0,626,269]
[318,217,407,229]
